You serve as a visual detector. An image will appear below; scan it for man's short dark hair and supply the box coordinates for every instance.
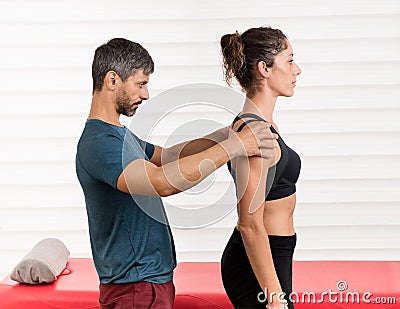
[92,38,154,93]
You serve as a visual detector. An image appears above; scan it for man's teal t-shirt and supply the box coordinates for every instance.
[76,119,176,284]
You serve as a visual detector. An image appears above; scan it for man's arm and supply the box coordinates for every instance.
[117,122,278,196]
[149,126,230,166]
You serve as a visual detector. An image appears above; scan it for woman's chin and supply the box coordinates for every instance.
[281,90,294,98]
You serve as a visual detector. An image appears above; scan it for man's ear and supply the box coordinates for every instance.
[257,61,269,78]
[104,71,118,91]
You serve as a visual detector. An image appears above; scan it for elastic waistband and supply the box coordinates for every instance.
[231,228,296,256]
[233,227,296,239]
[268,233,297,242]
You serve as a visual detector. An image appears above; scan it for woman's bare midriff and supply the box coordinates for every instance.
[263,192,296,236]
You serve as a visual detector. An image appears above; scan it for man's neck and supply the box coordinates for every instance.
[89,91,123,127]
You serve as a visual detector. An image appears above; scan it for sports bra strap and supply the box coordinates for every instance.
[236,119,262,132]
[232,113,267,132]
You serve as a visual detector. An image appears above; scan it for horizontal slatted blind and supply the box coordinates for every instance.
[0,0,399,279]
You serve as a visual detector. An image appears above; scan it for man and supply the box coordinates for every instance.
[76,38,277,308]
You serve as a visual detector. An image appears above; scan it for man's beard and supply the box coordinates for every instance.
[116,89,141,117]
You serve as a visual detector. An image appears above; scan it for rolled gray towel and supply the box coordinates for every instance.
[10,238,70,284]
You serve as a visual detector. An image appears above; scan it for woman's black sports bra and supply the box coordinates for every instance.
[227,113,301,201]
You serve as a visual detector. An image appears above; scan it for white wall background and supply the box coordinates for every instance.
[0,0,399,279]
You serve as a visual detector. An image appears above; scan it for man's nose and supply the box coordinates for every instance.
[141,87,149,100]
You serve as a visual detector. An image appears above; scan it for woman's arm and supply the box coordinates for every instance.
[233,154,286,308]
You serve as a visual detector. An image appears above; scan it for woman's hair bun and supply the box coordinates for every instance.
[221,31,245,86]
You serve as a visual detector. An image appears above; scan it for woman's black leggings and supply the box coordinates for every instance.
[221,228,296,309]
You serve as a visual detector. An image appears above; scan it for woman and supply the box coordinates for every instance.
[220,27,302,309]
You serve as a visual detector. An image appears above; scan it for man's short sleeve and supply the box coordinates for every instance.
[77,125,155,190]
[83,133,129,189]
[135,135,155,160]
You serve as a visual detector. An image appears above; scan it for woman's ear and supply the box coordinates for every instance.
[257,61,269,78]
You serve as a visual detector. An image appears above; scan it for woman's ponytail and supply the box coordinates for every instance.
[221,31,245,86]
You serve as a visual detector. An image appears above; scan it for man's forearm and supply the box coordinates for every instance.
[158,136,240,196]
[162,126,229,164]
[120,135,242,197]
